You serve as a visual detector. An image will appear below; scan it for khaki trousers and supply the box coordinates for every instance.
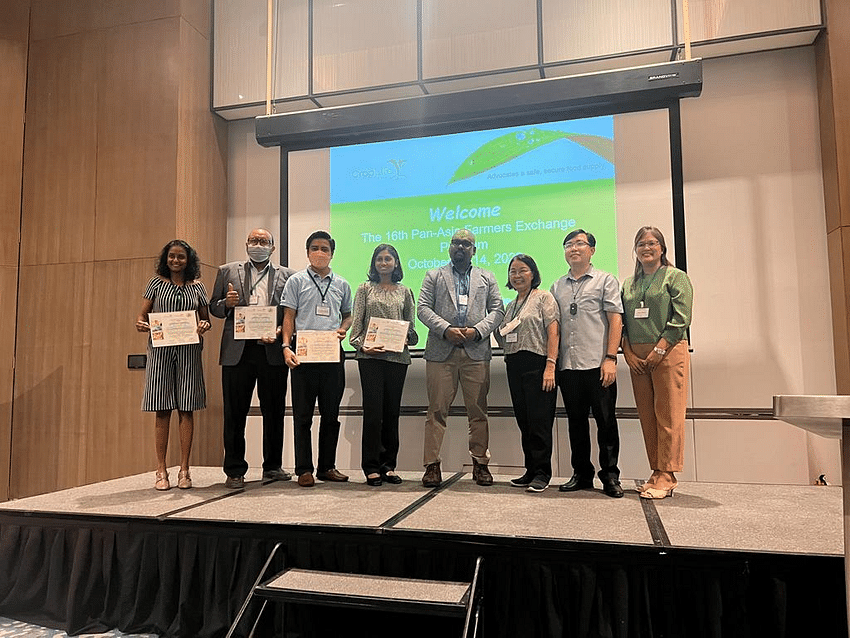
[629,340,689,472]
[424,347,491,466]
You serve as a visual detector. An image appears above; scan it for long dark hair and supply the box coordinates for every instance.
[631,226,670,288]
[367,244,404,283]
[156,239,201,281]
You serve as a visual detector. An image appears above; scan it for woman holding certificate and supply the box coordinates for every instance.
[136,240,211,491]
[495,254,559,493]
[621,226,693,499]
[349,244,418,486]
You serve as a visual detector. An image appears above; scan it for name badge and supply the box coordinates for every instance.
[505,333,518,343]
[634,307,650,319]
[249,294,259,305]
[458,294,468,306]
[316,305,331,317]
[499,318,521,337]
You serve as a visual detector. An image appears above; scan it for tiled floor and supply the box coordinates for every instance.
[0,617,156,637]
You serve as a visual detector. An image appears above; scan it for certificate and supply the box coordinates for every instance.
[295,330,340,363]
[234,305,277,340]
[364,317,409,353]
[148,311,200,347]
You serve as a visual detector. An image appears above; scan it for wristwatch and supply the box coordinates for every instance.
[653,346,667,356]
[604,354,617,361]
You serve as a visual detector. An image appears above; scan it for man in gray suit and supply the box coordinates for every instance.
[209,228,295,488]
[417,229,505,487]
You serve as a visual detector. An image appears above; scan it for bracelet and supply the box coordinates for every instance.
[546,357,556,364]
[604,354,617,361]
[282,344,291,350]
[653,346,667,356]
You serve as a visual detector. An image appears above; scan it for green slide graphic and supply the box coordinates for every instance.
[448,129,615,185]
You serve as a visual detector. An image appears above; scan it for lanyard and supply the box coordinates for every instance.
[249,266,269,295]
[639,266,663,306]
[311,272,333,303]
[510,290,532,321]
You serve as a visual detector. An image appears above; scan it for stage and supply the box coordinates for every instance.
[0,468,845,637]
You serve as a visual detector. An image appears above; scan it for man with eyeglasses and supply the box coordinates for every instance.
[210,228,295,488]
[418,229,505,487]
[550,229,624,497]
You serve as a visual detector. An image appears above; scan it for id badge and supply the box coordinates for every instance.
[316,305,331,317]
[458,294,469,305]
[634,307,650,319]
[499,317,521,337]
[249,294,259,305]
[506,333,518,343]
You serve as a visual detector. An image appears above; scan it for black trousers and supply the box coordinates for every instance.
[558,367,620,482]
[357,358,408,476]
[505,351,556,482]
[290,359,345,476]
[222,342,287,478]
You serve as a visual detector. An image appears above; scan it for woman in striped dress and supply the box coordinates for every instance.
[136,240,211,490]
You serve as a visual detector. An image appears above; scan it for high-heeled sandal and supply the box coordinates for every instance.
[177,469,192,489]
[155,470,170,491]
[639,486,674,499]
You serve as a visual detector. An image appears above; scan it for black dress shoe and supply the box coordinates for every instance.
[382,472,403,484]
[602,480,624,498]
[366,475,383,486]
[558,475,594,492]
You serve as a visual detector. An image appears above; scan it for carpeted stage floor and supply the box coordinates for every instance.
[0,469,845,637]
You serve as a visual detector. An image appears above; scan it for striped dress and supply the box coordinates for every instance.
[141,277,208,412]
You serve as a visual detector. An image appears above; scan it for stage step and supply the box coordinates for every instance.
[226,543,483,637]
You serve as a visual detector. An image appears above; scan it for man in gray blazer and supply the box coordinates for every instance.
[209,228,295,488]
[417,229,505,487]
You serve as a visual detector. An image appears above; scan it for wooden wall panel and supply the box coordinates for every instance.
[0,0,28,267]
[193,262,225,468]
[11,263,94,497]
[0,266,18,501]
[31,0,185,40]
[95,19,180,261]
[84,258,154,482]
[176,17,227,267]
[180,0,211,38]
[21,32,99,266]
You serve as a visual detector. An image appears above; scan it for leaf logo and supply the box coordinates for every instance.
[447,128,614,185]
[387,159,406,179]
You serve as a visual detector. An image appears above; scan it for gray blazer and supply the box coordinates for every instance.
[209,261,295,366]
[417,264,504,362]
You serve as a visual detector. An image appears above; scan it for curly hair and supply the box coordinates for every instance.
[156,239,201,281]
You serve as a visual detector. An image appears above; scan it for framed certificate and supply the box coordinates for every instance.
[148,311,200,347]
[295,330,340,363]
[234,305,277,340]
[364,317,409,353]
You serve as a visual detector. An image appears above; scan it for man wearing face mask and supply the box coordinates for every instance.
[210,228,295,488]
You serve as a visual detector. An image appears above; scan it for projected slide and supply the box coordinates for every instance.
[329,116,616,348]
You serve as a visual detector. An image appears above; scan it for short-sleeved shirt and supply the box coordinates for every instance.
[497,289,559,357]
[550,265,623,371]
[622,265,693,345]
[281,267,352,331]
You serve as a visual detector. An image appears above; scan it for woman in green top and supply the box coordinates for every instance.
[621,227,693,499]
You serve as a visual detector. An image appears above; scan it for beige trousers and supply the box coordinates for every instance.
[423,347,491,466]
[629,340,689,473]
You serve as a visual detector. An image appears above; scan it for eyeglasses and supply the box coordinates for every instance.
[508,269,531,277]
[564,241,589,250]
[451,240,474,249]
[636,240,660,249]
[247,238,272,247]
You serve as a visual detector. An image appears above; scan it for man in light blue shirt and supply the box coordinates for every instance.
[282,231,352,487]
[550,229,624,498]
